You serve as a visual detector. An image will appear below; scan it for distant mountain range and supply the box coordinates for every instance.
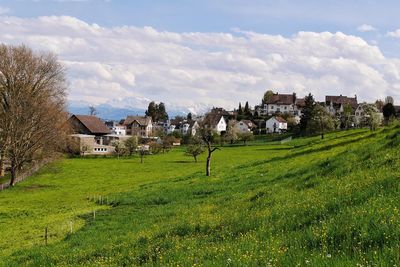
[68,97,211,121]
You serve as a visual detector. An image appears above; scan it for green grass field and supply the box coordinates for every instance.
[1,126,400,266]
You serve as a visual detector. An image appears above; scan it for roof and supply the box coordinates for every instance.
[204,113,225,127]
[124,116,152,126]
[266,94,295,105]
[267,116,287,123]
[240,120,256,128]
[72,115,110,134]
[325,95,358,109]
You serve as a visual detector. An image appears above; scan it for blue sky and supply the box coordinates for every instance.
[0,0,400,112]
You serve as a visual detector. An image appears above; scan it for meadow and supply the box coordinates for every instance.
[1,126,400,266]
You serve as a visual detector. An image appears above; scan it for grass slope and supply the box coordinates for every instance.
[1,127,400,266]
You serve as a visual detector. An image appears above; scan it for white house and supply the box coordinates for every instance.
[204,114,227,134]
[262,93,305,117]
[265,117,288,133]
[111,125,126,135]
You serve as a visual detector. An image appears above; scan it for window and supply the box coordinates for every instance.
[271,106,274,110]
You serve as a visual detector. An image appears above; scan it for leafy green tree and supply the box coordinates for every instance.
[383,103,396,123]
[238,132,254,145]
[342,104,354,129]
[145,101,158,121]
[124,136,138,156]
[112,141,126,159]
[262,90,274,105]
[308,104,335,139]
[363,104,382,130]
[158,102,169,121]
[224,120,239,144]
[300,93,316,135]
[185,137,204,162]
[244,101,252,117]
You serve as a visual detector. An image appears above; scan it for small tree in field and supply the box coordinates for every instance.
[112,141,126,159]
[224,120,239,144]
[363,104,381,130]
[197,120,220,176]
[238,132,254,145]
[383,103,396,124]
[308,104,335,139]
[124,136,138,156]
[185,137,204,162]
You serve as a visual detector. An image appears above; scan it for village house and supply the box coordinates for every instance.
[234,120,255,133]
[68,115,111,145]
[354,103,383,126]
[123,116,153,137]
[325,95,358,116]
[265,116,288,133]
[262,93,304,117]
[204,113,227,134]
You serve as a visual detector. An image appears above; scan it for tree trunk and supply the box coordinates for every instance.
[140,153,144,163]
[0,151,4,177]
[321,133,324,139]
[194,156,197,163]
[206,153,211,176]
[10,162,17,186]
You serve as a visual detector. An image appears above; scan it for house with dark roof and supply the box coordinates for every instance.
[325,95,358,116]
[262,92,304,116]
[123,116,153,137]
[234,120,256,133]
[265,116,288,133]
[69,115,110,137]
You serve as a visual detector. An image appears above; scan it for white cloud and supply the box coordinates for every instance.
[357,24,376,32]
[0,15,399,112]
[0,6,10,15]
[387,29,400,38]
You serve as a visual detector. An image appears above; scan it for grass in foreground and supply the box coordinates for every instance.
[1,127,400,266]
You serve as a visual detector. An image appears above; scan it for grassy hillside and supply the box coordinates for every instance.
[1,126,400,266]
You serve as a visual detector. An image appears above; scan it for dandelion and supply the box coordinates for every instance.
[327,254,331,258]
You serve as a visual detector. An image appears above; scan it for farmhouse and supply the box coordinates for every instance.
[69,134,115,155]
[68,115,111,145]
[265,116,288,133]
[325,95,358,116]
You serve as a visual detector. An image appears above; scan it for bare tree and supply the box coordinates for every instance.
[0,44,67,186]
[197,119,220,176]
[89,105,98,116]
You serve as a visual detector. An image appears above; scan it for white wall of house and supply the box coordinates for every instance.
[234,121,251,133]
[263,104,294,115]
[111,126,126,135]
[265,118,287,133]
[215,117,227,133]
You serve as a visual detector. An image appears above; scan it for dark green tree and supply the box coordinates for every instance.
[382,103,396,123]
[187,112,192,120]
[145,101,158,121]
[158,102,169,121]
[238,102,243,115]
[262,90,274,105]
[300,93,316,135]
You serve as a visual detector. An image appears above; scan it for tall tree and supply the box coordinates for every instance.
[187,112,193,121]
[0,44,67,186]
[244,101,252,117]
[363,104,381,130]
[385,96,394,105]
[238,102,243,115]
[342,104,354,130]
[145,101,158,121]
[382,102,396,123]
[158,102,168,121]
[300,93,316,135]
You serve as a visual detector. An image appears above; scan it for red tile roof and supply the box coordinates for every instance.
[73,115,110,134]
[266,94,295,105]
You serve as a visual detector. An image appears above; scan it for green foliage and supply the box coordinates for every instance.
[300,93,316,134]
[238,132,254,145]
[261,90,274,105]
[308,104,335,139]
[145,101,169,122]
[185,140,204,162]
[124,136,138,156]
[2,128,400,266]
[383,103,396,122]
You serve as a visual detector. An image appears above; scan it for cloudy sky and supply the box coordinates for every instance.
[1,0,400,113]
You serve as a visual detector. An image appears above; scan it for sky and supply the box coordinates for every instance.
[0,0,400,114]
